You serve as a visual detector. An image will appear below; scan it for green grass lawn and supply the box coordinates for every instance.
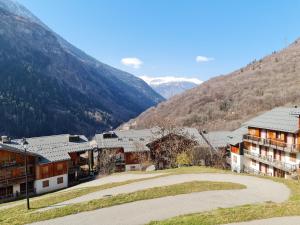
[0,166,219,211]
[127,166,230,175]
[3,166,295,225]
[148,175,300,225]
[0,178,244,225]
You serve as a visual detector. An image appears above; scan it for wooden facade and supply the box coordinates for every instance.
[35,161,68,180]
[0,149,37,200]
[125,152,149,165]
[0,149,36,185]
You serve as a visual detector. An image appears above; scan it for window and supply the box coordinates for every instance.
[42,180,49,188]
[57,177,64,184]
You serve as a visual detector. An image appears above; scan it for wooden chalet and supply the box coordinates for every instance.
[0,134,94,201]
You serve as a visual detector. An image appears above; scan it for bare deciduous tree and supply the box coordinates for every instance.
[191,146,228,169]
[148,118,197,169]
[97,149,118,174]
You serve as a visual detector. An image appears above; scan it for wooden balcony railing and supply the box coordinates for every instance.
[243,134,300,153]
[0,161,19,168]
[0,165,34,181]
[244,149,299,173]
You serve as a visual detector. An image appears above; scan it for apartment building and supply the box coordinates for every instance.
[231,107,300,178]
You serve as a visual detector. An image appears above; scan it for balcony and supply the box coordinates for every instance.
[0,165,34,182]
[244,149,299,173]
[244,166,273,176]
[243,134,300,153]
[0,161,19,168]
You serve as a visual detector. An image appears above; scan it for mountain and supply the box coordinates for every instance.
[126,39,300,131]
[140,76,202,99]
[0,0,163,138]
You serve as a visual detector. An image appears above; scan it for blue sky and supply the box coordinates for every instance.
[18,0,300,81]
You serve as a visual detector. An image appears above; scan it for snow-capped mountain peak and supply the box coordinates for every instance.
[140,76,203,99]
[140,75,202,86]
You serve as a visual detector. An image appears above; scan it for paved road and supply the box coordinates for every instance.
[226,216,300,225]
[66,173,165,190]
[31,173,290,225]
[0,173,163,211]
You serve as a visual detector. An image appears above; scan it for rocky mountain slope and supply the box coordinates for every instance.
[127,39,300,131]
[140,76,202,99]
[0,0,163,138]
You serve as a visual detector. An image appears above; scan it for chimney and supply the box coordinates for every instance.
[69,135,80,142]
[0,136,11,144]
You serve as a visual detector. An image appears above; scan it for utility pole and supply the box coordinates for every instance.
[22,138,30,210]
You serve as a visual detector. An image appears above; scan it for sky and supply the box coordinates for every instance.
[18,0,300,81]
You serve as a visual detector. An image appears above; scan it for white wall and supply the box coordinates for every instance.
[267,166,274,176]
[13,183,20,196]
[268,148,274,159]
[34,174,68,194]
[249,159,259,171]
[250,144,259,154]
[287,133,294,145]
[296,153,300,165]
[125,164,142,171]
[231,152,243,173]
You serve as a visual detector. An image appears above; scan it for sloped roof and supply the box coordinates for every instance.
[198,131,232,149]
[94,127,203,152]
[245,107,299,133]
[227,126,248,146]
[94,129,152,153]
[0,134,92,163]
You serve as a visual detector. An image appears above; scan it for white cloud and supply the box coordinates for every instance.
[196,55,214,63]
[140,75,203,85]
[121,57,143,69]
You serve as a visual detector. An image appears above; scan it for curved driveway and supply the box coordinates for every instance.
[31,173,290,225]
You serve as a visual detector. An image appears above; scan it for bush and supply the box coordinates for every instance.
[176,152,191,167]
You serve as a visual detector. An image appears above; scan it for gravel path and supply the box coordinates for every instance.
[225,216,300,225]
[31,173,290,225]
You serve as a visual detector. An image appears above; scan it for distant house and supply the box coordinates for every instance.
[0,134,94,201]
[230,107,300,179]
[92,130,153,172]
[93,128,231,171]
